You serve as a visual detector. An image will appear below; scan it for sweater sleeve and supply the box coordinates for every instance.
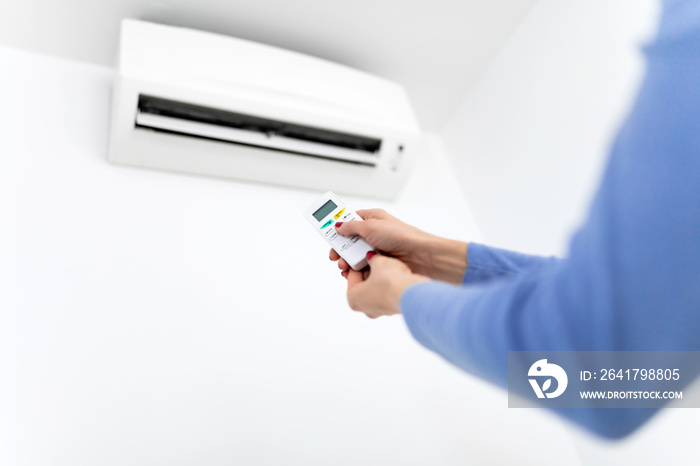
[462,243,559,285]
[401,0,700,439]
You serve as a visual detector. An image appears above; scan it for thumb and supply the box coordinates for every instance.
[367,253,413,278]
[335,219,368,237]
[366,251,390,269]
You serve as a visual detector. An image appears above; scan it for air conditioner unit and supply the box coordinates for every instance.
[108,19,421,198]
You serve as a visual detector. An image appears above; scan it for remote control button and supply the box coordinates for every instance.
[321,219,333,229]
[334,208,345,220]
[328,230,339,241]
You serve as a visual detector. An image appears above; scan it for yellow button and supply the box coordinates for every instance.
[334,208,345,220]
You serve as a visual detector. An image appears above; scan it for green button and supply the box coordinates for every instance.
[321,219,334,229]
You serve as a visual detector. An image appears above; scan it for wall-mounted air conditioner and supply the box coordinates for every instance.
[108,19,421,198]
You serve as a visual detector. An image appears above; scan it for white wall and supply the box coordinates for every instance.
[1,45,590,466]
[441,0,659,256]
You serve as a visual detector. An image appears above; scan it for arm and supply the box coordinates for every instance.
[331,211,558,285]
[401,1,700,438]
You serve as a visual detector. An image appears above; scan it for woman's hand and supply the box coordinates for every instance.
[330,209,468,284]
[341,252,429,318]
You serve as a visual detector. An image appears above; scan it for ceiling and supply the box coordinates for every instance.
[0,0,536,129]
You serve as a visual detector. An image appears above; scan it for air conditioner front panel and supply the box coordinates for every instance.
[109,19,421,199]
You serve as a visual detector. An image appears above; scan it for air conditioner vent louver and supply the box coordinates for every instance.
[135,95,381,166]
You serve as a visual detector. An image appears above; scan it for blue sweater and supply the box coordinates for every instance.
[400,0,700,438]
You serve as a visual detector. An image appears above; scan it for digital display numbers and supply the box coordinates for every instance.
[312,200,337,221]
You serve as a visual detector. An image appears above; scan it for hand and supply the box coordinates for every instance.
[330,209,468,284]
[342,252,429,318]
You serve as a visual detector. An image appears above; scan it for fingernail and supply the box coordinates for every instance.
[335,222,344,228]
[366,251,376,260]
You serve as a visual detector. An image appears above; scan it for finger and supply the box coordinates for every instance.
[337,258,350,271]
[335,218,369,237]
[346,269,366,311]
[346,269,364,288]
[341,270,349,279]
[365,251,393,271]
[366,250,378,263]
[329,249,340,261]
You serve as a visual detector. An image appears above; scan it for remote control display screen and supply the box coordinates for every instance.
[313,200,337,221]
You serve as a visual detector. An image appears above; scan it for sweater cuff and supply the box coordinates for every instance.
[463,243,501,285]
[463,242,558,285]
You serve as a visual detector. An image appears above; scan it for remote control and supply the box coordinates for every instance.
[303,191,374,271]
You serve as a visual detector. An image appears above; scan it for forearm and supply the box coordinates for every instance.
[399,272,658,438]
[415,235,468,284]
[413,235,558,286]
